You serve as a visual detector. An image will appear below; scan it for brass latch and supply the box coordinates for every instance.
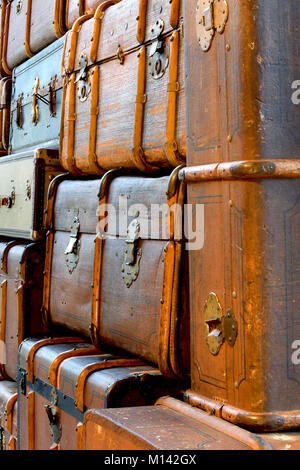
[204,293,237,356]
[16,94,23,129]
[75,53,91,102]
[196,0,229,52]
[0,188,16,209]
[65,209,81,274]
[122,217,142,288]
[32,77,39,125]
[149,18,169,79]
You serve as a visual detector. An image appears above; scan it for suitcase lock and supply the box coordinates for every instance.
[0,188,15,209]
[76,54,91,102]
[196,0,229,52]
[149,19,169,79]
[44,389,62,445]
[65,209,81,274]
[204,293,237,355]
[16,0,23,14]
[122,216,142,288]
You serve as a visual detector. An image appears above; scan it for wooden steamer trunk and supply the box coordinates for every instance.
[0,0,65,76]
[82,398,280,450]
[60,0,186,174]
[182,0,300,432]
[0,150,63,241]
[0,240,45,381]
[43,169,189,377]
[10,36,65,154]
[17,339,185,450]
[0,381,17,450]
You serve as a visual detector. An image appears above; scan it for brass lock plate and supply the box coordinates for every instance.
[122,217,142,288]
[65,210,81,274]
[196,0,229,52]
[16,0,23,14]
[204,293,237,355]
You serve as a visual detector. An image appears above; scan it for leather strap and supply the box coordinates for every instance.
[136,0,148,44]
[88,66,104,174]
[26,337,85,383]
[158,241,175,378]
[170,0,180,29]
[49,347,100,388]
[75,358,145,413]
[1,1,12,75]
[27,391,35,450]
[90,0,120,64]
[90,234,103,347]
[5,392,17,435]
[165,30,184,167]
[0,280,7,344]
[24,0,34,58]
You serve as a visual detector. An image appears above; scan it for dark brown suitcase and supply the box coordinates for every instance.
[18,338,186,450]
[60,0,185,175]
[0,240,45,381]
[180,0,300,432]
[1,0,65,76]
[65,0,106,31]
[0,380,17,450]
[0,77,11,151]
[43,169,189,377]
[82,397,275,450]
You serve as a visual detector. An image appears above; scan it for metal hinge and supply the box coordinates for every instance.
[204,293,237,356]
[122,216,142,288]
[196,0,229,52]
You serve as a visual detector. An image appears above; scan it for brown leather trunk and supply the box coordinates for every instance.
[82,397,278,450]
[0,77,11,151]
[17,338,186,450]
[0,240,45,381]
[43,170,189,377]
[65,0,106,31]
[0,380,17,450]
[181,0,300,432]
[1,0,65,75]
[60,0,185,175]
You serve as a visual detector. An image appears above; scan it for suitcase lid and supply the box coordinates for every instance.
[11,35,65,109]
[82,398,274,450]
[62,0,181,75]
[47,177,102,235]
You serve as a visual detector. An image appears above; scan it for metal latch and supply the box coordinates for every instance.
[44,388,62,445]
[196,0,229,52]
[75,53,91,102]
[19,369,27,396]
[65,209,81,274]
[122,217,142,288]
[0,188,15,209]
[148,18,169,79]
[33,77,57,117]
[32,77,39,125]
[204,293,237,356]
[16,94,23,129]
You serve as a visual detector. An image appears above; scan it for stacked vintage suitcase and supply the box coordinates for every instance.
[0,0,299,451]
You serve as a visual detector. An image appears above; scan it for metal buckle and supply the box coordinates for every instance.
[148,18,169,80]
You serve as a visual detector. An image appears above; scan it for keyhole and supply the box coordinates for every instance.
[155,59,162,75]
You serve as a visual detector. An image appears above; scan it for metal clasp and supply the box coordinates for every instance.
[122,216,142,288]
[32,77,39,125]
[204,293,237,356]
[75,53,91,102]
[44,388,62,445]
[0,188,16,209]
[196,0,229,52]
[65,209,81,274]
[148,18,169,80]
